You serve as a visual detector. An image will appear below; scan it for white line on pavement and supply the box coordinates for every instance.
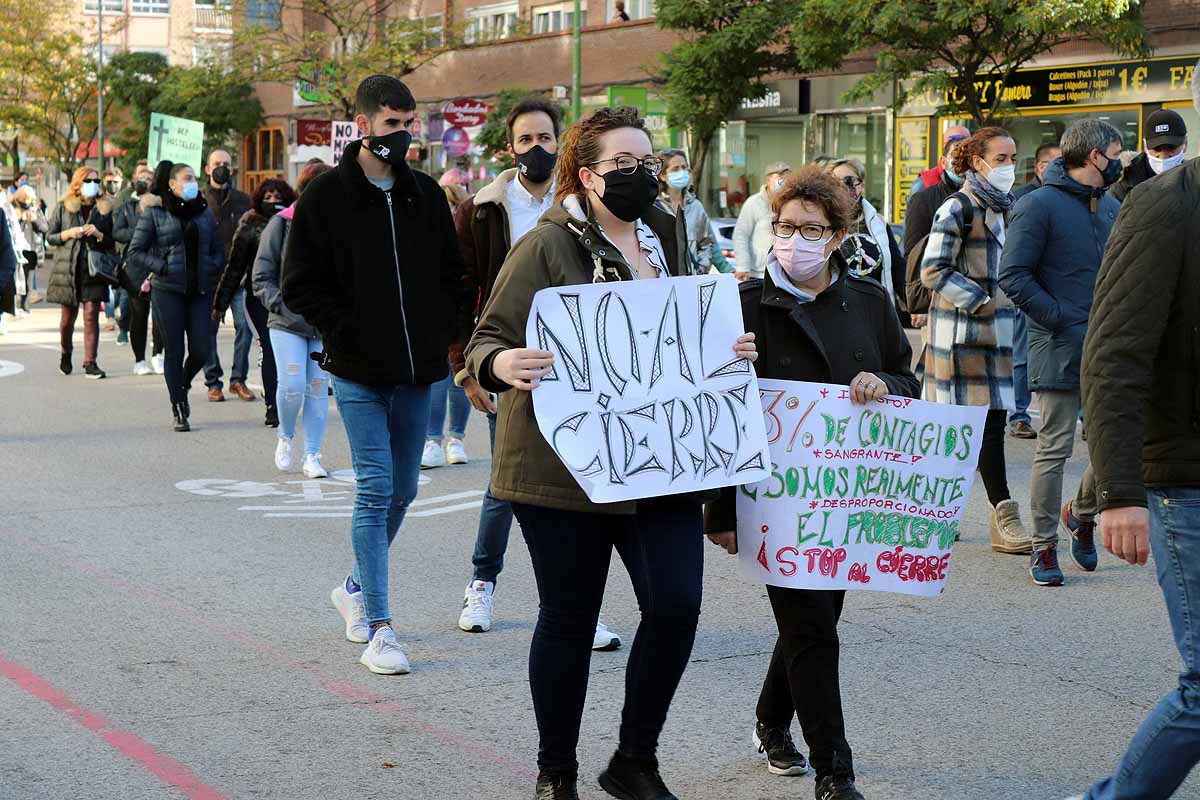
[240,489,486,513]
[411,490,485,507]
[408,500,484,518]
[263,501,483,519]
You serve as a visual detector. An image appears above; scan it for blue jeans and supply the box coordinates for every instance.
[109,286,129,327]
[204,289,251,389]
[269,328,328,457]
[472,410,515,584]
[332,377,431,626]
[426,363,470,440]
[1011,312,1031,426]
[1086,488,1200,800]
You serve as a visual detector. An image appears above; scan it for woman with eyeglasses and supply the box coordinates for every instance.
[705,165,918,800]
[655,148,713,275]
[465,106,758,800]
[46,166,116,379]
[826,159,905,312]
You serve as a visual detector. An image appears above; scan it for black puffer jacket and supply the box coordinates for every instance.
[281,140,470,386]
[213,209,268,314]
[46,195,114,306]
[1108,151,1155,204]
[111,194,141,254]
[126,193,224,294]
[1083,156,1200,510]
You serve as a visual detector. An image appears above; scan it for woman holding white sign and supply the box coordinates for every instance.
[705,165,919,800]
[465,106,758,800]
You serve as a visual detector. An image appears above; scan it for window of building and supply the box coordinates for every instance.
[84,0,125,13]
[465,2,520,43]
[606,0,652,21]
[245,0,281,29]
[243,126,286,194]
[130,0,169,14]
[420,13,444,48]
[193,38,230,66]
[533,1,587,33]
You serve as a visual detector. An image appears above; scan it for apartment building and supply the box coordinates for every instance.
[79,0,233,67]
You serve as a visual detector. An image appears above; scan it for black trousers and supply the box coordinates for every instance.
[978,408,1011,506]
[18,251,36,310]
[243,292,277,410]
[756,585,854,782]
[512,498,704,774]
[152,290,212,405]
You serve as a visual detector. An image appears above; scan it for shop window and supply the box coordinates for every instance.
[1162,102,1199,159]
[131,0,168,13]
[533,1,587,33]
[817,112,887,212]
[242,126,285,194]
[1003,107,1141,191]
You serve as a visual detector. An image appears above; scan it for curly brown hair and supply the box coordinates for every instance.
[770,165,856,232]
[952,127,1013,176]
[252,178,296,215]
[554,106,652,204]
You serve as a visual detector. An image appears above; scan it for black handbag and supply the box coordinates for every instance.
[86,245,121,286]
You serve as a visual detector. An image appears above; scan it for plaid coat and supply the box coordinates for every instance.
[918,183,1015,410]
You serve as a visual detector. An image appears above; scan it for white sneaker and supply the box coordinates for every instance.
[151,354,165,374]
[330,581,369,643]
[0,314,8,335]
[445,437,469,465]
[592,620,622,651]
[360,626,410,675]
[274,436,293,471]
[421,439,445,469]
[133,361,152,376]
[458,580,495,633]
[302,453,328,479]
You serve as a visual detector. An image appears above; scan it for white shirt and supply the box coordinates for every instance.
[633,219,669,279]
[507,175,555,244]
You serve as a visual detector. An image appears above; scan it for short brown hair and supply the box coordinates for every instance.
[770,165,855,232]
[554,106,651,204]
[952,127,1012,177]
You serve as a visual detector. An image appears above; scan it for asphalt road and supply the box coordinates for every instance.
[0,305,1193,800]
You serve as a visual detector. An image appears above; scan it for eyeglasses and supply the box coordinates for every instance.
[82,178,101,184]
[840,176,864,191]
[587,155,664,177]
[772,221,836,242]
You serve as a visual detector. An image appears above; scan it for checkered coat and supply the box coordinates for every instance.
[918,184,1015,410]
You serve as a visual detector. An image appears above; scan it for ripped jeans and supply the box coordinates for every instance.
[268,328,329,457]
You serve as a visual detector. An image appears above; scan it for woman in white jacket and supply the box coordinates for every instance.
[827,158,905,311]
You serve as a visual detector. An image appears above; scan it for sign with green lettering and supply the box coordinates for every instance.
[738,380,986,596]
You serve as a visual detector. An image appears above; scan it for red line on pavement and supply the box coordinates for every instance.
[0,656,228,800]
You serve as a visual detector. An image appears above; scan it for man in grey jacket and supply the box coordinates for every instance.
[733,161,790,280]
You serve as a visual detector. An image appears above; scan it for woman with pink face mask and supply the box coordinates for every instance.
[704,164,918,800]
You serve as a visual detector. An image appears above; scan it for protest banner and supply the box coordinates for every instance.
[736,379,986,596]
[331,121,356,165]
[147,113,204,173]
[528,275,771,504]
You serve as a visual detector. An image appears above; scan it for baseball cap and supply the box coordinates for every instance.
[764,161,792,177]
[1145,109,1187,149]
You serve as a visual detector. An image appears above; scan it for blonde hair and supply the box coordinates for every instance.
[66,166,99,200]
[13,185,38,206]
[825,158,865,181]
[103,166,124,180]
[442,183,468,210]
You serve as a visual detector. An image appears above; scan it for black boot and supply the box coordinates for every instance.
[597,753,677,800]
[264,404,279,428]
[815,774,865,800]
[534,771,579,800]
[172,402,190,432]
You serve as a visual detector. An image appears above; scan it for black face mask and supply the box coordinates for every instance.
[132,179,150,196]
[105,181,121,195]
[366,129,413,167]
[593,166,658,223]
[211,165,231,185]
[515,145,557,183]
[269,203,287,214]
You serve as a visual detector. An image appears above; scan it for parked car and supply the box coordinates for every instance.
[710,217,736,272]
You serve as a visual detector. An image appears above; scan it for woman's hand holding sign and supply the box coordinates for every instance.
[849,371,887,405]
[494,348,555,391]
[734,332,758,363]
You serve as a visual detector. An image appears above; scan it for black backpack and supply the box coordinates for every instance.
[904,191,973,314]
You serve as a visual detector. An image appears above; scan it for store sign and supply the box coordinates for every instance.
[900,55,1199,115]
[442,98,493,128]
[296,120,332,147]
[734,80,807,119]
[893,117,931,224]
[442,126,471,157]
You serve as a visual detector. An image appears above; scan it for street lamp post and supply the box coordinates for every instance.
[97,0,106,172]
[571,0,581,122]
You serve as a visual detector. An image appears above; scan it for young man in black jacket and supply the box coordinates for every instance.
[282,75,470,676]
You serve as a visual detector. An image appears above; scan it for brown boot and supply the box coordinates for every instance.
[229,381,255,401]
[990,499,1033,554]
[207,387,225,402]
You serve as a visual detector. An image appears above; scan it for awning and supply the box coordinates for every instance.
[74,139,128,160]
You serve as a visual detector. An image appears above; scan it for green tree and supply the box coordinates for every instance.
[656,0,801,185]
[106,52,264,175]
[793,0,1147,125]
[475,89,564,171]
[229,0,457,119]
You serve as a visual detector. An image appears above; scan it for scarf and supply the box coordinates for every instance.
[165,191,207,220]
[965,170,1014,214]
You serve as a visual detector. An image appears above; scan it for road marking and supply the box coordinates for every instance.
[409,500,484,518]
[241,489,486,515]
[0,359,25,377]
[0,655,228,800]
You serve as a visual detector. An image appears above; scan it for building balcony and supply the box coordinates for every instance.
[194,5,232,32]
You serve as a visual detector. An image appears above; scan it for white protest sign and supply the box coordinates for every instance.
[528,275,771,504]
[148,113,204,173]
[331,121,356,165]
[737,379,986,596]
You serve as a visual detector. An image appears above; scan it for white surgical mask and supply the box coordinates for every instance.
[982,163,1016,194]
[1147,151,1186,175]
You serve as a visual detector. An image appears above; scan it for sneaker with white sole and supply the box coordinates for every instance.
[302,453,328,479]
[421,439,446,469]
[753,722,811,776]
[445,437,469,465]
[275,437,293,471]
[592,620,621,651]
[330,580,369,643]
[459,580,495,632]
[360,626,410,675]
[133,360,152,376]
[151,353,165,374]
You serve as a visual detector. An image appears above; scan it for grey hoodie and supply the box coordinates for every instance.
[253,211,316,337]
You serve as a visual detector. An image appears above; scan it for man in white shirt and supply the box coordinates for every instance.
[733,161,791,280]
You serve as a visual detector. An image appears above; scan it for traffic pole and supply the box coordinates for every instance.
[571,0,581,123]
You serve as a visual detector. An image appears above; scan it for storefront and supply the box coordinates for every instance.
[893,53,1199,223]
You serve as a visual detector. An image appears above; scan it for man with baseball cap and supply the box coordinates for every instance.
[733,160,792,280]
[1110,108,1189,202]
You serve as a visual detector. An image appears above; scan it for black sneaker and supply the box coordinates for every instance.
[597,752,678,800]
[816,775,865,800]
[83,363,106,380]
[59,353,72,375]
[264,405,279,428]
[534,771,579,800]
[754,722,811,776]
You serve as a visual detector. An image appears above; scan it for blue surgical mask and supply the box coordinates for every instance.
[666,170,691,190]
[945,163,964,185]
[180,181,199,201]
[81,181,100,199]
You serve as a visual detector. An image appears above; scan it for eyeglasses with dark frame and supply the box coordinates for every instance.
[772,221,837,242]
[840,176,864,191]
[587,155,664,177]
